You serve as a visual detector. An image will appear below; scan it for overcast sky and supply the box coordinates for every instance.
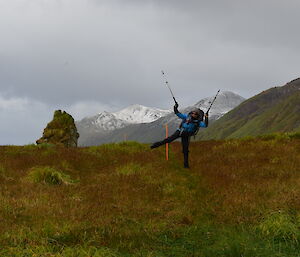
[0,0,299,144]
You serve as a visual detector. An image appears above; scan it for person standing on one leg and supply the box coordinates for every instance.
[150,102,208,168]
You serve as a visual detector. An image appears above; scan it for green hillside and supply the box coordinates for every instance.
[1,138,300,256]
[197,78,300,140]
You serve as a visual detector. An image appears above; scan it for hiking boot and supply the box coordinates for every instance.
[150,142,160,149]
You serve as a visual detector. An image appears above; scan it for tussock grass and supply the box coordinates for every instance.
[258,211,299,243]
[1,138,300,256]
[27,166,75,185]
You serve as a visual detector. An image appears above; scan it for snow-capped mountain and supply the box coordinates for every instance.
[77,105,171,132]
[113,104,171,124]
[77,111,130,132]
[77,91,246,146]
[194,91,246,119]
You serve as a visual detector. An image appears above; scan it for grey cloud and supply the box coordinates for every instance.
[0,94,52,145]
[0,0,299,115]
[100,0,300,48]
[0,93,114,145]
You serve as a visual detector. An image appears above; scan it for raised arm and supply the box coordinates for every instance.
[174,102,179,114]
[204,112,209,127]
[199,113,209,128]
[174,103,187,120]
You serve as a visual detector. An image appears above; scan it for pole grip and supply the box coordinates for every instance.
[173,97,178,105]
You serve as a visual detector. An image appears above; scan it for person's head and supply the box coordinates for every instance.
[190,108,204,120]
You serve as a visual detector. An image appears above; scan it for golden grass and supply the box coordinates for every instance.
[1,138,300,255]
[186,138,300,224]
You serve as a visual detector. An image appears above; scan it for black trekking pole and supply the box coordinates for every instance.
[206,89,220,114]
[161,70,178,105]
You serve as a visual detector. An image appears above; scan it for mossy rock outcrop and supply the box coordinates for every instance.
[36,110,79,147]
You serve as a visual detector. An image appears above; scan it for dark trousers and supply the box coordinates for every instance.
[151,130,192,168]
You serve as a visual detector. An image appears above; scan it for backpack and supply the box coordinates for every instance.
[179,113,201,136]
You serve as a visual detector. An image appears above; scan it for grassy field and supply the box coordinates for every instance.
[1,137,300,256]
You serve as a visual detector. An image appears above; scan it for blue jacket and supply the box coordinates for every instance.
[176,112,207,134]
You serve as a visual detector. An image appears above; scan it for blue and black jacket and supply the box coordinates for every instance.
[174,106,208,135]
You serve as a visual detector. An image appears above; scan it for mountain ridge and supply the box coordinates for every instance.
[77,105,171,132]
[113,104,172,124]
[197,78,300,140]
[77,91,245,146]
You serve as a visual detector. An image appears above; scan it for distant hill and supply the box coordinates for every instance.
[197,78,300,140]
[77,91,245,146]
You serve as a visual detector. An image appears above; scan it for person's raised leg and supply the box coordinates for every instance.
[151,130,180,149]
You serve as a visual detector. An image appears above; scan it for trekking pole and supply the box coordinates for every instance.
[161,70,178,105]
[206,89,220,114]
[165,124,169,161]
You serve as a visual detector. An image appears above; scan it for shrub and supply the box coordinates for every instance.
[258,211,299,243]
[27,166,75,185]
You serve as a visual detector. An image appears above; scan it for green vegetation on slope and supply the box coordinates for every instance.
[230,91,300,138]
[198,78,300,140]
[37,110,79,147]
[1,138,300,256]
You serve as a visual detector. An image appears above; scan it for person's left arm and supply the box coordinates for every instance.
[199,113,209,128]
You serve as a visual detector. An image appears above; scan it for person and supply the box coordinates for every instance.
[150,102,208,168]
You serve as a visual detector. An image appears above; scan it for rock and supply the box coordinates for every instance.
[36,110,79,147]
